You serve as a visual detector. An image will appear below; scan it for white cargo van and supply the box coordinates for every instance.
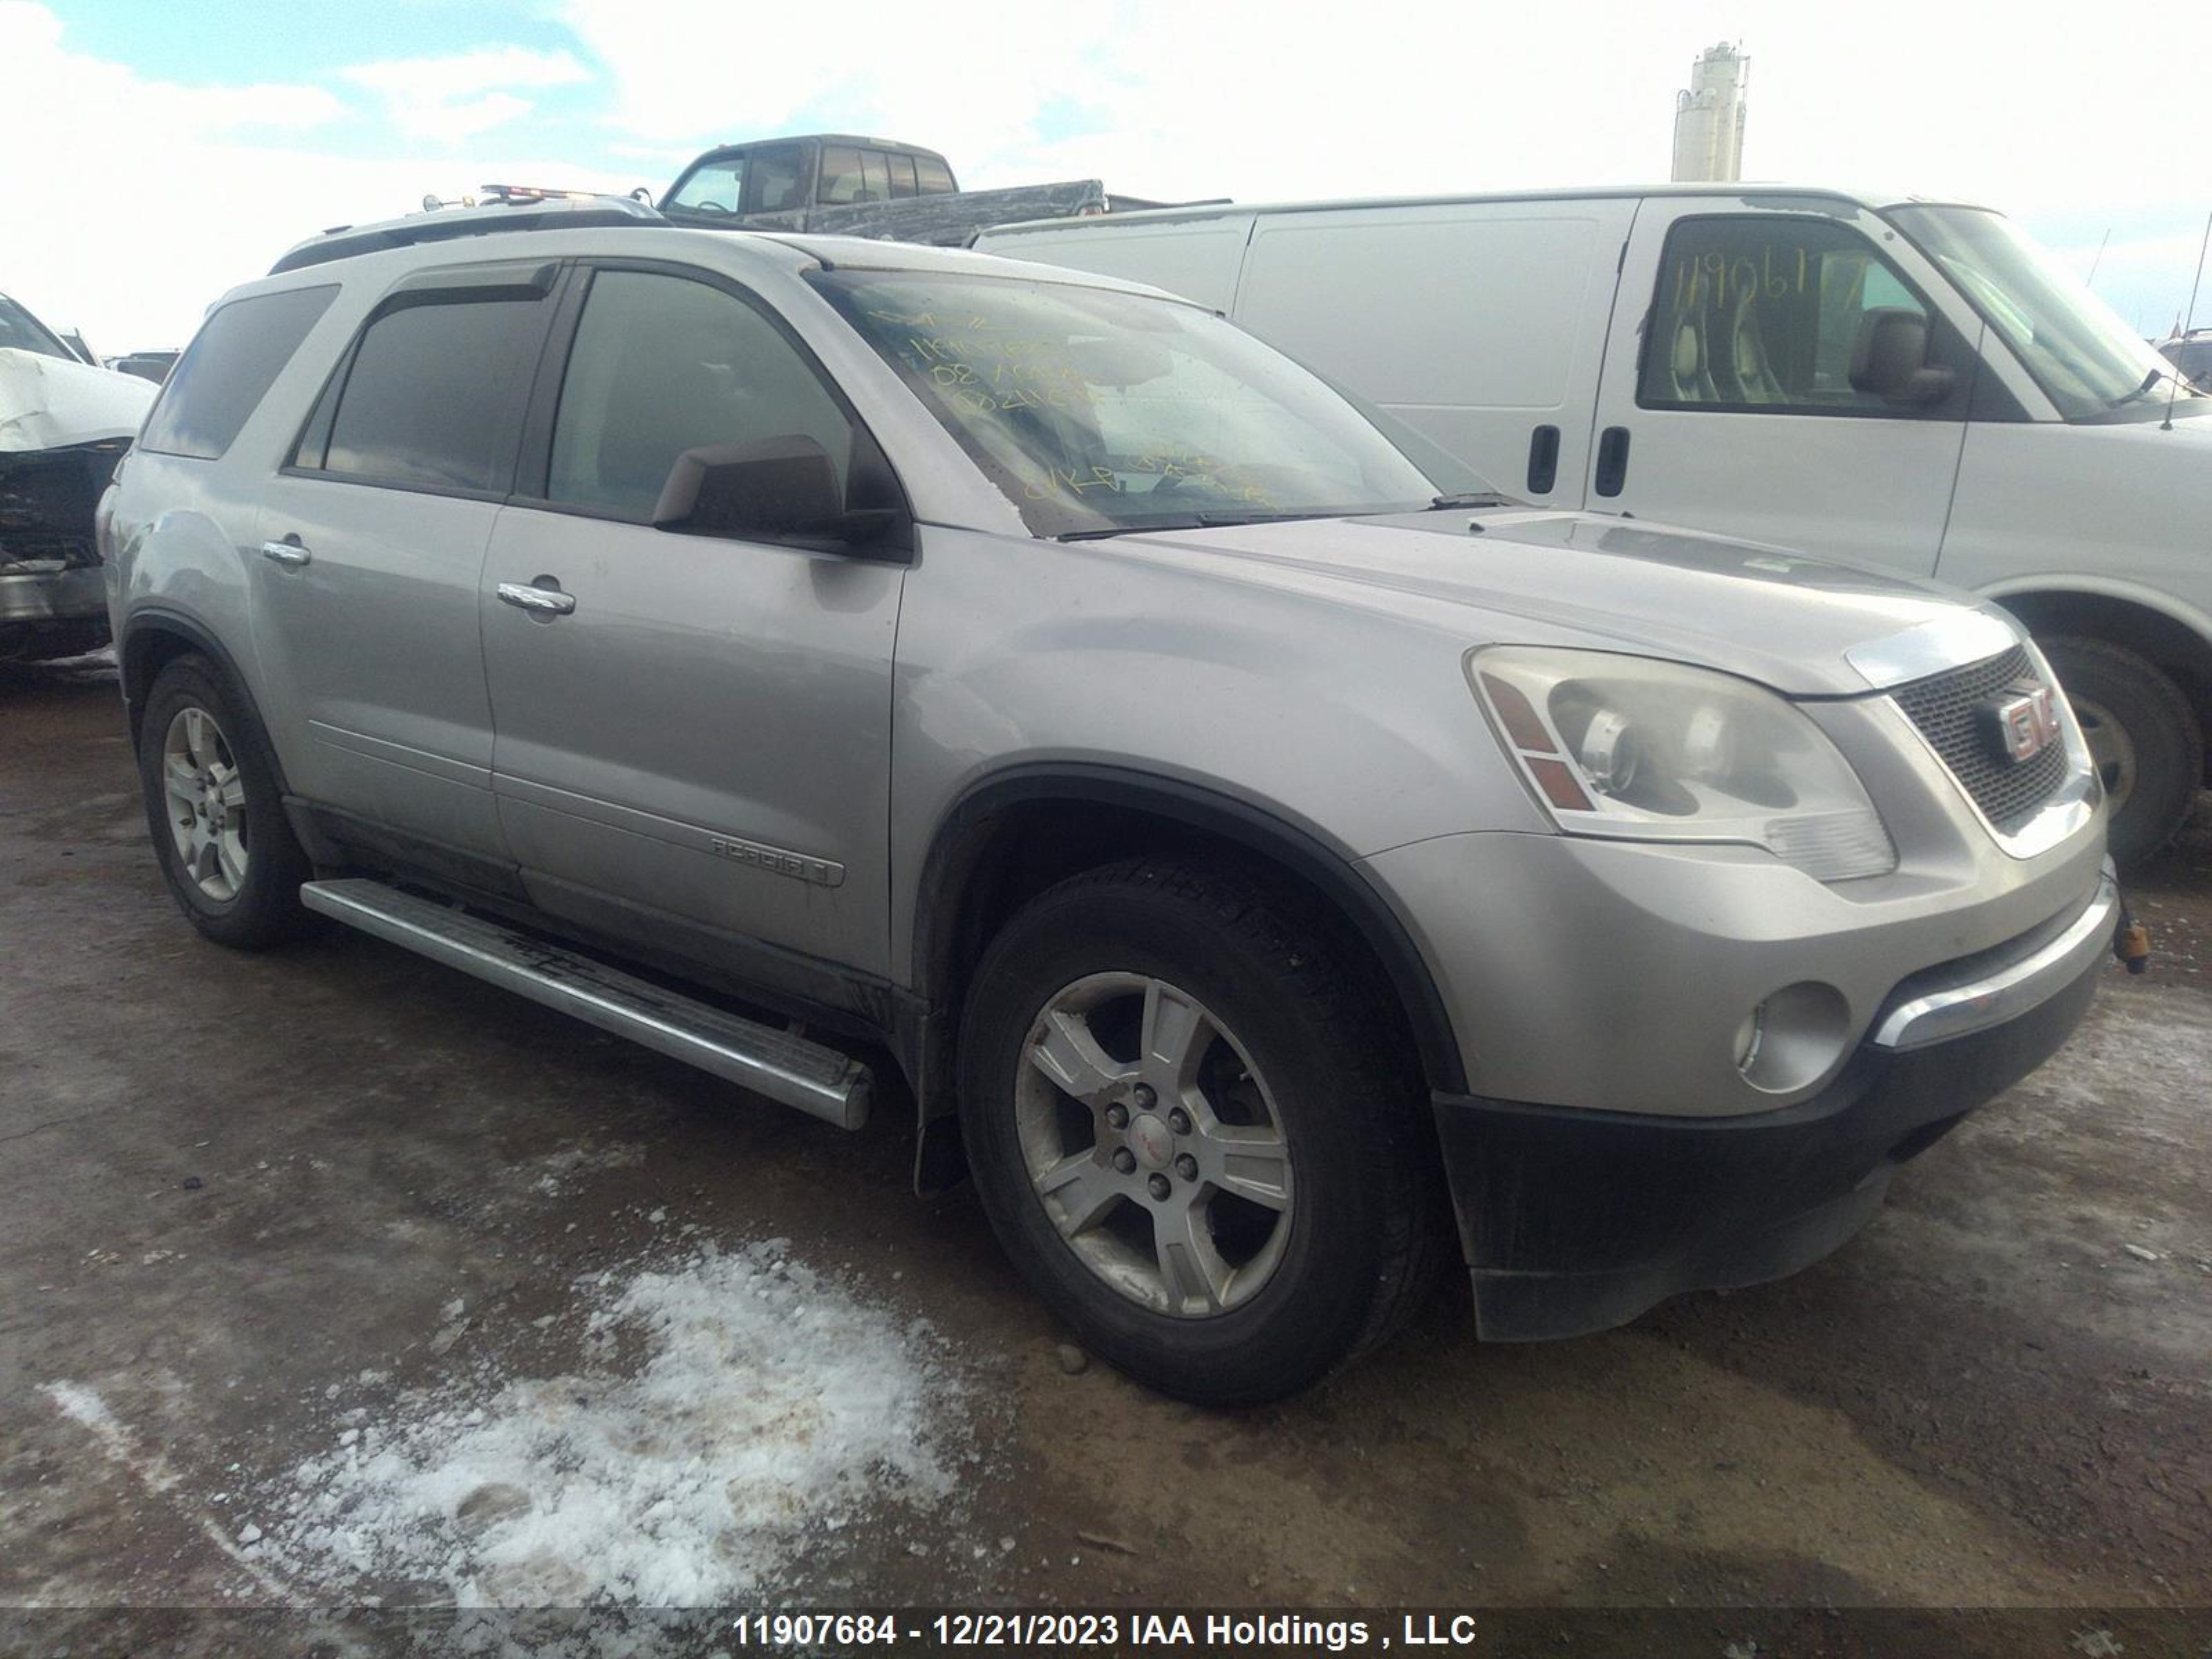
[977,187,2212,865]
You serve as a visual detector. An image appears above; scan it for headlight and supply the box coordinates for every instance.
[1470,647,1897,882]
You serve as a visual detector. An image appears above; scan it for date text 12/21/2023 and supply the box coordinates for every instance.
[724,1611,1485,1650]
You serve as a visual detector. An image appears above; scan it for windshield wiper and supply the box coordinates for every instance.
[1428,491,1513,509]
[1057,509,1336,542]
[2111,365,2172,407]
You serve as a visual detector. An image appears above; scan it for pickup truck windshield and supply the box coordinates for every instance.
[1887,205,2204,421]
[812,270,1441,536]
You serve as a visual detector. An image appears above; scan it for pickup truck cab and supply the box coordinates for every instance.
[659,133,1108,247]
[979,187,2212,866]
[103,199,2115,1402]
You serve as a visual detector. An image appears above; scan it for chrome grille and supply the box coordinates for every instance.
[1890,645,2070,834]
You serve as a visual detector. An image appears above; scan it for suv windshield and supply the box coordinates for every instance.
[0,294,75,361]
[812,270,1443,536]
[1886,205,2205,420]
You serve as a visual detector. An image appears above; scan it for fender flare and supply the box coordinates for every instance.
[118,608,294,796]
[1975,574,2212,659]
[910,762,1470,1096]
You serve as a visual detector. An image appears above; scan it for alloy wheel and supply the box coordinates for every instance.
[1014,972,1293,1318]
[161,705,250,901]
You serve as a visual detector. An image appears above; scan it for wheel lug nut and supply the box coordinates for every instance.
[1132,1084,1156,1109]
[1168,1107,1192,1135]
[1147,1173,1171,1201]
[1174,1154,1198,1181]
[1104,1103,1128,1130]
[1112,1148,1136,1175]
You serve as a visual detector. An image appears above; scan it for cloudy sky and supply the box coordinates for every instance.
[4,0,2206,351]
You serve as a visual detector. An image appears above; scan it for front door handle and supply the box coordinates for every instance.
[260,538,312,568]
[496,580,577,617]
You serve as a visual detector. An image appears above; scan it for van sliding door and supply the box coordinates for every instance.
[1231,199,1637,508]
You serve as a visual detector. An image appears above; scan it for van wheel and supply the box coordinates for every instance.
[2041,637,2202,868]
[136,655,317,948]
[956,858,1444,1405]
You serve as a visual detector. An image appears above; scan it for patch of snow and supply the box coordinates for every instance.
[259,1241,969,1606]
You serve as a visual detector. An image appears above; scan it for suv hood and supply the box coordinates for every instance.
[1109,508,2000,697]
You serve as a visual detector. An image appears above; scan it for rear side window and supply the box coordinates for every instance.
[139,285,337,460]
[818,147,865,205]
[306,296,545,492]
[747,147,803,213]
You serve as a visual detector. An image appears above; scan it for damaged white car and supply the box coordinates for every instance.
[2,290,154,660]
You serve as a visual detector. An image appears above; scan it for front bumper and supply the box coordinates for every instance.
[0,563,106,624]
[1433,864,2116,1340]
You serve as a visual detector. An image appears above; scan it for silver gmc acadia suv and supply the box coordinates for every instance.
[101,197,2119,1403]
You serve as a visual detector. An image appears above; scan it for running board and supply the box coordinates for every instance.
[300,879,870,1130]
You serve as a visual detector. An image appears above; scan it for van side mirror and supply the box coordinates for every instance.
[650,434,895,545]
[1849,309,1954,406]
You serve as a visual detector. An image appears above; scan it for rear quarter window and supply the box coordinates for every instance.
[138,285,338,460]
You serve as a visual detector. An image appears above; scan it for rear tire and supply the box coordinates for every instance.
[136,654,317,948]
[956,858,1445,1405]
[2041,636,2202,869]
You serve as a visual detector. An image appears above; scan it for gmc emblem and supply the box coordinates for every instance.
[1984,683,2061,764]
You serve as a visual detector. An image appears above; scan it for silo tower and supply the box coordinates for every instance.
[1671,42,1749,182]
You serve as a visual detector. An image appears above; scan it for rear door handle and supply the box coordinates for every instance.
[496,580,577,617]
[1593,426,1631,498]
[260,538,312,568]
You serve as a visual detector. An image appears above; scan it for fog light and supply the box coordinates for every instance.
[1735,982,1850,1094]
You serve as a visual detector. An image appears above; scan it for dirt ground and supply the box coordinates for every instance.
[3,655,2208,1649]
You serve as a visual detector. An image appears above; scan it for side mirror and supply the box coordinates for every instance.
[650,434,894,545]
[1849,308,1955,406]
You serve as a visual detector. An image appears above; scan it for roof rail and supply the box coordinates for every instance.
[269,192,663,276]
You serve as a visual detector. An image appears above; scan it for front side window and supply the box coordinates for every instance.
[140,285,336,460]
[545,270,855,521]
[1888,205,2209,420]
[668,158,744,214]
[312,296,545,491]
[812,270,1441,538]
[1640,216,1932,415]
[0,294,73,361]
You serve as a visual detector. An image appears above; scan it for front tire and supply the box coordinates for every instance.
[136,654,316,948]
[957,859,1444,1405]
[2041,636,2202,868]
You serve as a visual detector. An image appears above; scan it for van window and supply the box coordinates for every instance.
[315,296,544,491]
[545,270,854,521]
[139,285,337,460]
[1640,217,1933,415]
